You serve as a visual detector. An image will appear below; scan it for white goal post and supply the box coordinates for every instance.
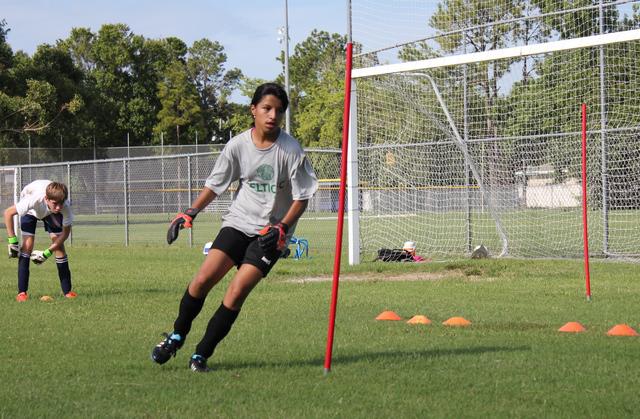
[347,27,640,264]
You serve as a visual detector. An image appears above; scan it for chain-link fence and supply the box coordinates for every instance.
[0,144,227,166]
[1,149,343,257]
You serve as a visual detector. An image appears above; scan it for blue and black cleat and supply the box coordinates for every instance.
[189,354,210,373]
[151,332,183,365]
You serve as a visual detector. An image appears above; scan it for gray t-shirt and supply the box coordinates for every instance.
[204,128,318,237]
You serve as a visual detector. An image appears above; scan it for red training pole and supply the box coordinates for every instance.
[581,103,592,301]
[324,41,353,375]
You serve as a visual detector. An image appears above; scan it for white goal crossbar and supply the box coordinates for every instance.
[352,29,640,78]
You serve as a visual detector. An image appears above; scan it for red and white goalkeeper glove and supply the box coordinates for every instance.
[166,208,199,245]
[258,222,289,252]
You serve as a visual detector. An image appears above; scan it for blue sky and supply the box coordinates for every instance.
[3,0,347,100]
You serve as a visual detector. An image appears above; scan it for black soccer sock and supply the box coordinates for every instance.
[173,288,206,338]
[18,253,30,293]
[55,255,72,294]
[194,303,240,359]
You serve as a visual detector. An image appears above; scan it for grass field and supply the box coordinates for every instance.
[1,246,639,418]
[54,207,640,262]
[68,213,344,255]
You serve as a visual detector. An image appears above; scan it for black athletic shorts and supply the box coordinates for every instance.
[211,227,281,277]
[20,213,64,236]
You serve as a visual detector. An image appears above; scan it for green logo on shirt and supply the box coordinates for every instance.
[248,180,286,194]
[256,164,274,181]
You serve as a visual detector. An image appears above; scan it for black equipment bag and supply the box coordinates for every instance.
[375,248,414,262]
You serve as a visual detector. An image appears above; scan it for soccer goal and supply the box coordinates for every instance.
[346,1,640,264]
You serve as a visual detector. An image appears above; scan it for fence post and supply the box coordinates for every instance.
[14,167,20,240]
[67,163,73,245]
[161,133,166,213]
[123,159,129,246]
[195,131,199,191]
[93,137,98,215]
[188,155,193,247]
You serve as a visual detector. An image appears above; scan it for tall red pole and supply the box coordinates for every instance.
[324,41,353,374]
[581,103,592,301]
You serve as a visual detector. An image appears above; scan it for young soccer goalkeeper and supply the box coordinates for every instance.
[4,180,77,302]
[151,83,318,372]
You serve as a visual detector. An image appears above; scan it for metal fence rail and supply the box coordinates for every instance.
[1,150,343,256]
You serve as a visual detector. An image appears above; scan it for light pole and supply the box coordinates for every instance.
[277,0,291,133]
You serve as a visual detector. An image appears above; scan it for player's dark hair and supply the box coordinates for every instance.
[251,83,289,111]
[46,182,68,202]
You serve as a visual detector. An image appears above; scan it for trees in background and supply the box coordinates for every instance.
[0,20,349,152]
[1,22,243,150]
[285,30,347,148]
[0,18,349,152]
[1,20,83,147]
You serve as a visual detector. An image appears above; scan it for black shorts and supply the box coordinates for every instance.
[211,227,281,277]
[20,213,64,236]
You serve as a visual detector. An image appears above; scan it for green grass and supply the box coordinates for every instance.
[67,213,344,255]
[1,247,639,418]
[57,208,640,260]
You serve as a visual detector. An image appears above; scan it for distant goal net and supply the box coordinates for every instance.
[347,1,640,263]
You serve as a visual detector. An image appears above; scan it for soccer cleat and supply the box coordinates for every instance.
[151,333,183,365]
[65,291,78,299]
[189,354,210,373]
[16,292,28,302]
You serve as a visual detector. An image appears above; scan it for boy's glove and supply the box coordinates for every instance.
[167,208,199,244]
[31,249,52,264]
[258,222,289,252]
[8,236,19,258]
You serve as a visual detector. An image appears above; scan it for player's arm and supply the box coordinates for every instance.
[189,187,217,212]
[49,225,71,252]
[258,199,309,252]
[166,187,217,245]
[4,205,19,258]
[4,205,17,238]
[281,199,309,228]
[31,226,71,264]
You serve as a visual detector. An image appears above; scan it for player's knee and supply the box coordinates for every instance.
[189,274,217,298]
[21,237,34,253]
[224,281,258,309]
[223,292,247,311]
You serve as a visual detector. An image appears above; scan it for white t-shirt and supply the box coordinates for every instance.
[204,128,318,237]
[16,180,74,226]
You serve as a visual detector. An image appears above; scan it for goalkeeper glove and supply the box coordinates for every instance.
[31,249,52,265]
[167,208,200,245]
[258,222,289,253]
[7,236,19,258]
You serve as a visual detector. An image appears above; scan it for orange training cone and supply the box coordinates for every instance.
[376,310,402,321]
[407,315,431,325]
[558,322,586,333]
[443,317,471,327]
[607,324,639,336]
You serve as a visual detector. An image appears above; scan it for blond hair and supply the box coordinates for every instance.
[45,182,68,202]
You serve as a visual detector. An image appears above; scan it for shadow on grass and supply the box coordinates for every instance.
[209,344,531,371]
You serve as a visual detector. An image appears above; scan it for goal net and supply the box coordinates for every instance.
[348,0,640,262]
